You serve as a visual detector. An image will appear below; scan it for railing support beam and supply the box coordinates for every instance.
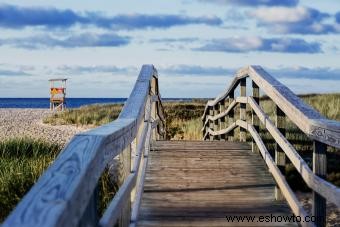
[275,105,286,201]
[313,141,327,227]
[228,91,235,141]
[118,144,132,227]
[219,100,226,140]
[214,104,219,140]
[240,78,246,142]
[252,81,260,153]
[209,107,214,141]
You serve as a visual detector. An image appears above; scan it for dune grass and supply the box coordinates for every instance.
[43,104,123,126]
[0,137,117,221]
[1,93,339,221]
[0,137,61,221]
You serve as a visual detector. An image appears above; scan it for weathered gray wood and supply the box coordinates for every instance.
[275,105,286,201]
[247,97,340,206]
[79,186,99,227]
[3,65,166,227]
[138,141,296,227]
[312,141,327,227]
[214,104,219,140]
[228,91,235,141]
[252,81,260,153]
[130,124,152,227]
[100,174,136,227]
[205,96,340,208]
[236,121,312,227]
[118,144,132,227]
[202,65,340,148]
[209,107,214,141]
[240,78,247,142]
[202,99,237,129]
[219,100,226,140]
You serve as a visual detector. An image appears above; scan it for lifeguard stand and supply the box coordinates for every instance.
[49,78,67,111]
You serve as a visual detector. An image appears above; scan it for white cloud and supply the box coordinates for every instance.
[250,6,309,23]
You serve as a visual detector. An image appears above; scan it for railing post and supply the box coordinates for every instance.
[228,91,235,141]
[275,105,286,201]
[220,100,226,141]
[209,106,214,141]
[214,104,219,140]
[252,81,260,153]
[240,78,246,142]
[313,141,327,227]
[202,115,206,140]
[79,186,99,227]
[118,144,132,227]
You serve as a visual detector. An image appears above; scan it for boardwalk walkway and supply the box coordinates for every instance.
[138,141,296,226]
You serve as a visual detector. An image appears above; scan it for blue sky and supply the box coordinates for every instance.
[0,0,339,97]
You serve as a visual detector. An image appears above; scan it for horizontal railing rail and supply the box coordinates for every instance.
[3,65,165,227]
[202,65,340,227]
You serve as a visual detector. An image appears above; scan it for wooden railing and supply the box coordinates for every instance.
[3,65,165,227]
[202,65,340,227]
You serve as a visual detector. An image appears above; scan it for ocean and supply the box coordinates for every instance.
[0,98,193,108]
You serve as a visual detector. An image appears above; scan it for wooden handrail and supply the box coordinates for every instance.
[202,65,340,227]
[3,65,165,227]
[202,65,340,148]
[204,96,340,207]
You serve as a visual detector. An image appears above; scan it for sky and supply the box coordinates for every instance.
[0,0,339,98]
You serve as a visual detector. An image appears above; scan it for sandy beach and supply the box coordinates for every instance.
[0,108,88,146]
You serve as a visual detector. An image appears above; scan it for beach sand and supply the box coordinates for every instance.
[0,108,88,146]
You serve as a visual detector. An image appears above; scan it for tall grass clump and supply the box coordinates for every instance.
[163,101,205,140]
[0,137,61,221]
[0,137,119,221]
[43,104,123,126]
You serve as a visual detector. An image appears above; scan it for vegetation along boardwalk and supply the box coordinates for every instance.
[2,65,340,227]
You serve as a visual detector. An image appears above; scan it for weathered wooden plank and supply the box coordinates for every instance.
[138,141,296,227]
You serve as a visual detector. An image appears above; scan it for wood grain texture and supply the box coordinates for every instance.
[275,105,286,201]
[208,96,340,207]
[202,65,340,148]
[239,122,312,227]
[247,97,340,207]
[312,141,327,227]
[137,141,296,227]
[3,65,165,227]
[252,81,260,154]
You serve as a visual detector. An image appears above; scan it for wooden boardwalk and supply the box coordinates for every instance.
[138,141,296,226]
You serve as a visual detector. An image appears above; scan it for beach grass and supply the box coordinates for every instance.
[0,137,61,221]
[43,103,123,126]
[0,137,118,221]
[1,93,338,221]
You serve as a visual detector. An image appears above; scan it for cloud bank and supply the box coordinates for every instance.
[250,7,339,34]
[0,4,222,30]
[0,33,130,49]
[195,0,298,7]
[194,37,321,53]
